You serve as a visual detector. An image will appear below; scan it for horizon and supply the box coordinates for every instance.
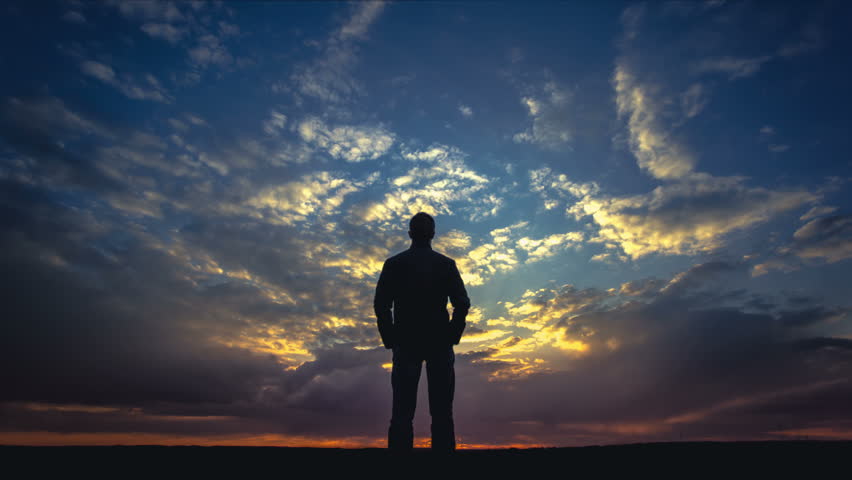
[2,0,852,448]
[1,436,840,449]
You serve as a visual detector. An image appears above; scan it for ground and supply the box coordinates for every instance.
[1,441,849,476]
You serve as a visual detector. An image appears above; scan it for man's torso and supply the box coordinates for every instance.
[384,246,454,348]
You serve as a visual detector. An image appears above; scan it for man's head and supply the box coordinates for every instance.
[408,212,435,243]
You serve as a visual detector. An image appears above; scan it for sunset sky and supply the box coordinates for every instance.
[2,0,852,448]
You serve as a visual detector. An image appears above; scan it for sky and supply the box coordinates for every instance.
[1,0,852,448]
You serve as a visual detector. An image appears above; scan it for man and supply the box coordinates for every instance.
[374,212,470,453]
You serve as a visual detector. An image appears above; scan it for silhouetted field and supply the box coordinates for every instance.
[2,441,849,474]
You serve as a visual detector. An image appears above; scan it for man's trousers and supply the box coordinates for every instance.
[388,344,456,452]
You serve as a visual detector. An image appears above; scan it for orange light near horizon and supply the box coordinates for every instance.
[0,431,555,449]
[0,432,387,448]
[769,427,852,439]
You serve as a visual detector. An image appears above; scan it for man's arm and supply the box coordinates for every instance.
[447,259,470,346]
[374,260,395,349]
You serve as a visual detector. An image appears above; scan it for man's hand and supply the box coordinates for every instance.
[374,260,396,350]
[447,259,469,346]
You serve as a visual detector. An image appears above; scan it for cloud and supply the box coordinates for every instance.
[456,222,527,286]
[355,144,500,231]
[513,81,574,149]
[433,229,472,257]
[448,222,584,285]
[358,173,491,226]
[529,166,599,211]
[337,1,385,40]
[401,144,456,162]
[0,96,123,192]
[657,259,748,297]
[753,215,852,276]
[2,160,851,446]
[768,144,790,153]
[80,60,117,83]
[80,61,172,103]
[107,0,234,77]
[800,205,838,221]
[245,171,370,225]
[778,20,824,58]
[590,252,628,264]
[62,11,86,24]
[141,23,186,44]
[218,21,240,37]
[619,277,666,298]
[187,131,317,174]
[95,132,199,181]
[468,193,504,222]
[189,34,233,67]
[2,96,110,139]
[186,113,207,126]
[504,283,614,332]
[564,172,816,260]
[262,110,288,136]
[613,62,696,180]
[297,117,394,162]
[619,4,644,41]
[792,216,852,263]
[685,15,824,85]
[169,118,188,131]
[0,182,287,409]
[597,33,820,261]
[108,0,184,22]
[680,83,708,119]
[444,259,852,444]
[517,232,584,263]
[532,155,815,262]
[508,46,524,63]
[389,74,415,87]
[683,14,823,88]
[102,189,166,218]
[290,2,386,103]
[459,104,473,117]
[291,52,360,104]
[691,55,774,80]
[4,0,851,448]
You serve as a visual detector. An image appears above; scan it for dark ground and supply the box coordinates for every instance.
[1,441,850,475]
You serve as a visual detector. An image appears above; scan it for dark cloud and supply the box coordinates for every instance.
[777,306,849,328]
[1,1,851,448]
[422,260,852,444]
[4,173,850,445]
[789,215,852,262]
[619,277,666,298]
[0,179,284,408]
[793,337,852,352]
[0,97,122,192]
[754,215,852,275]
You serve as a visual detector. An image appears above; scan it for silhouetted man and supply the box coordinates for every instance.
[374,212,470,453]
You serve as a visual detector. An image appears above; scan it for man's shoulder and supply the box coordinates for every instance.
[384,248,456,265]
[384,250,407,264]
[430,249,456,265]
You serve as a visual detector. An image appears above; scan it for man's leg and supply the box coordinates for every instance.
[389,346,422,452]
[426,345,455,452]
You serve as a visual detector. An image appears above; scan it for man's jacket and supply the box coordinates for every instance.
[374,244,470,350]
